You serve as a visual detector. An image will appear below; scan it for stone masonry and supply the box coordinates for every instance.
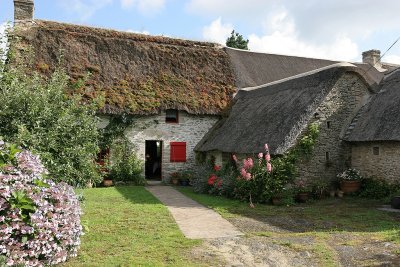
[297,73,372,183]
[351,141,400,184]
[125,111,219,182]
[14,0,34,21]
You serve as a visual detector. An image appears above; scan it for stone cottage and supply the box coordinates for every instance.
[11,0,236,181]
[8,0,400,184]
[196,63,379,182]
[345,68,400,183]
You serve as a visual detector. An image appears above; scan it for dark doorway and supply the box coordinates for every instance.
[145,140,162,180]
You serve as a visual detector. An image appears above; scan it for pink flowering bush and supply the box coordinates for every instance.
[233,144,296,204]
[0,141,82,267]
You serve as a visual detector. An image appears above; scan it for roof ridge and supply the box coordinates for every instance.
[225,46,339,62]
[33,19,220,49]
[239,62,355,92]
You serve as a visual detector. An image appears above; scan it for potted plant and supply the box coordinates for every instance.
[295,179,310,203]
[337,168,362,193]
[391,196,400,209]
[170,172,180,185]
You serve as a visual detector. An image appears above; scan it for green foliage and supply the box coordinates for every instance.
[358,177,400,200]
[191,163,213,194]
[9,191,36,222]
[108,139,145,185]
[0,142,21,168]
[0,59,101,186]
[234,157,296,203]
[226,30,249,50]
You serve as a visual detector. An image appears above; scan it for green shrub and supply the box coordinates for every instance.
[0,53,101,186]
[358,177,400,200]
[190,164,213,194]
[108,139,145,185]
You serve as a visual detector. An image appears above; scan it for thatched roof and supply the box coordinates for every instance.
[196,63,373,154]
[13,20,236,115]
[226,47,338,88]
[345,68,400,142]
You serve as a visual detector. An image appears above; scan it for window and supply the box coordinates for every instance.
[327,121,331,129]
[373,146,380,156]
[325,151,330,161]
[170,142,186,162]
[166,109,179,123]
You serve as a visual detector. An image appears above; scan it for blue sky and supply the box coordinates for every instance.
[1,0,400,63]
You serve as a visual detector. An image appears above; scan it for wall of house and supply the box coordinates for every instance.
[125,111,219,182]
[297,73,372,184]
[350,141,400,184]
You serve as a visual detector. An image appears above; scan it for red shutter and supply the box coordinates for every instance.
[170,142,186,162]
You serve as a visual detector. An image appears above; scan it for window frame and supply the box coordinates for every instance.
[165,109,179,124]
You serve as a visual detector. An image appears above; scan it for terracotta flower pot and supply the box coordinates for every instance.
[272,196,282,205]
[296,192,309,203]
[391,196,400,209]
[340,180,361,193]
[103,179,113,187]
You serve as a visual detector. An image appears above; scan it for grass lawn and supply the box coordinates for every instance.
[64,186,201,267]
[178,187,400,266]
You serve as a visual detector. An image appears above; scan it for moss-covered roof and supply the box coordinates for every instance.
[13,20,236,115]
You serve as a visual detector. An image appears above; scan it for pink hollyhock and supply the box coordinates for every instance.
[213,165,221,171]
[243,158,254,170]
[267,162,272,173]
[232,154,238,163]
[245,172,252,180]
[258,153,263,159]
[208,174,217,185]
[265,153,271,162]
[264,143,269,152]
[240,168,247,178]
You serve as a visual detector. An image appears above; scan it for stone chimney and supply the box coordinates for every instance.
[14,0,34,22]
[362,49,382,69]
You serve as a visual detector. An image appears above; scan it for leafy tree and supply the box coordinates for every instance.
[226,30,249,50]
[0,34,101,186]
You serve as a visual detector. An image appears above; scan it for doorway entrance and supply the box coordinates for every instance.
[145,140,162,180]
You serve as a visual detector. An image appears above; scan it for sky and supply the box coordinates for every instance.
[1,0,400,63]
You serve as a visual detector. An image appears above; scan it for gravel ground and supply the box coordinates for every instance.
[190,215,400,266]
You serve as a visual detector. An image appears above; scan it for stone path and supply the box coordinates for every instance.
[146,185,243,239]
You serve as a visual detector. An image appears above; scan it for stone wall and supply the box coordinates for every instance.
[350,141,400,184]
[125,111,219,182]
[297,73,372,183]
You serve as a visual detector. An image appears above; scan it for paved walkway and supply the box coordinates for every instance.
[146,185,243,239]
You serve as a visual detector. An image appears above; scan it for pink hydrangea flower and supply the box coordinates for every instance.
[257,153,263,159]
[265,153,271,162]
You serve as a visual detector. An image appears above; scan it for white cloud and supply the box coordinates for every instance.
[120,0,166,15]
[248,11,359,61]
[126,29,150,35]
[57,0,113,21]
[383,55,400,65]
[202,17,233,45]
[191,0,400,61]
[186,0,271,18]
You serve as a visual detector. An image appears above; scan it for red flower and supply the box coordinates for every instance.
[213,165,221,171]
[208,174,217,185]
[217,180,222,188]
